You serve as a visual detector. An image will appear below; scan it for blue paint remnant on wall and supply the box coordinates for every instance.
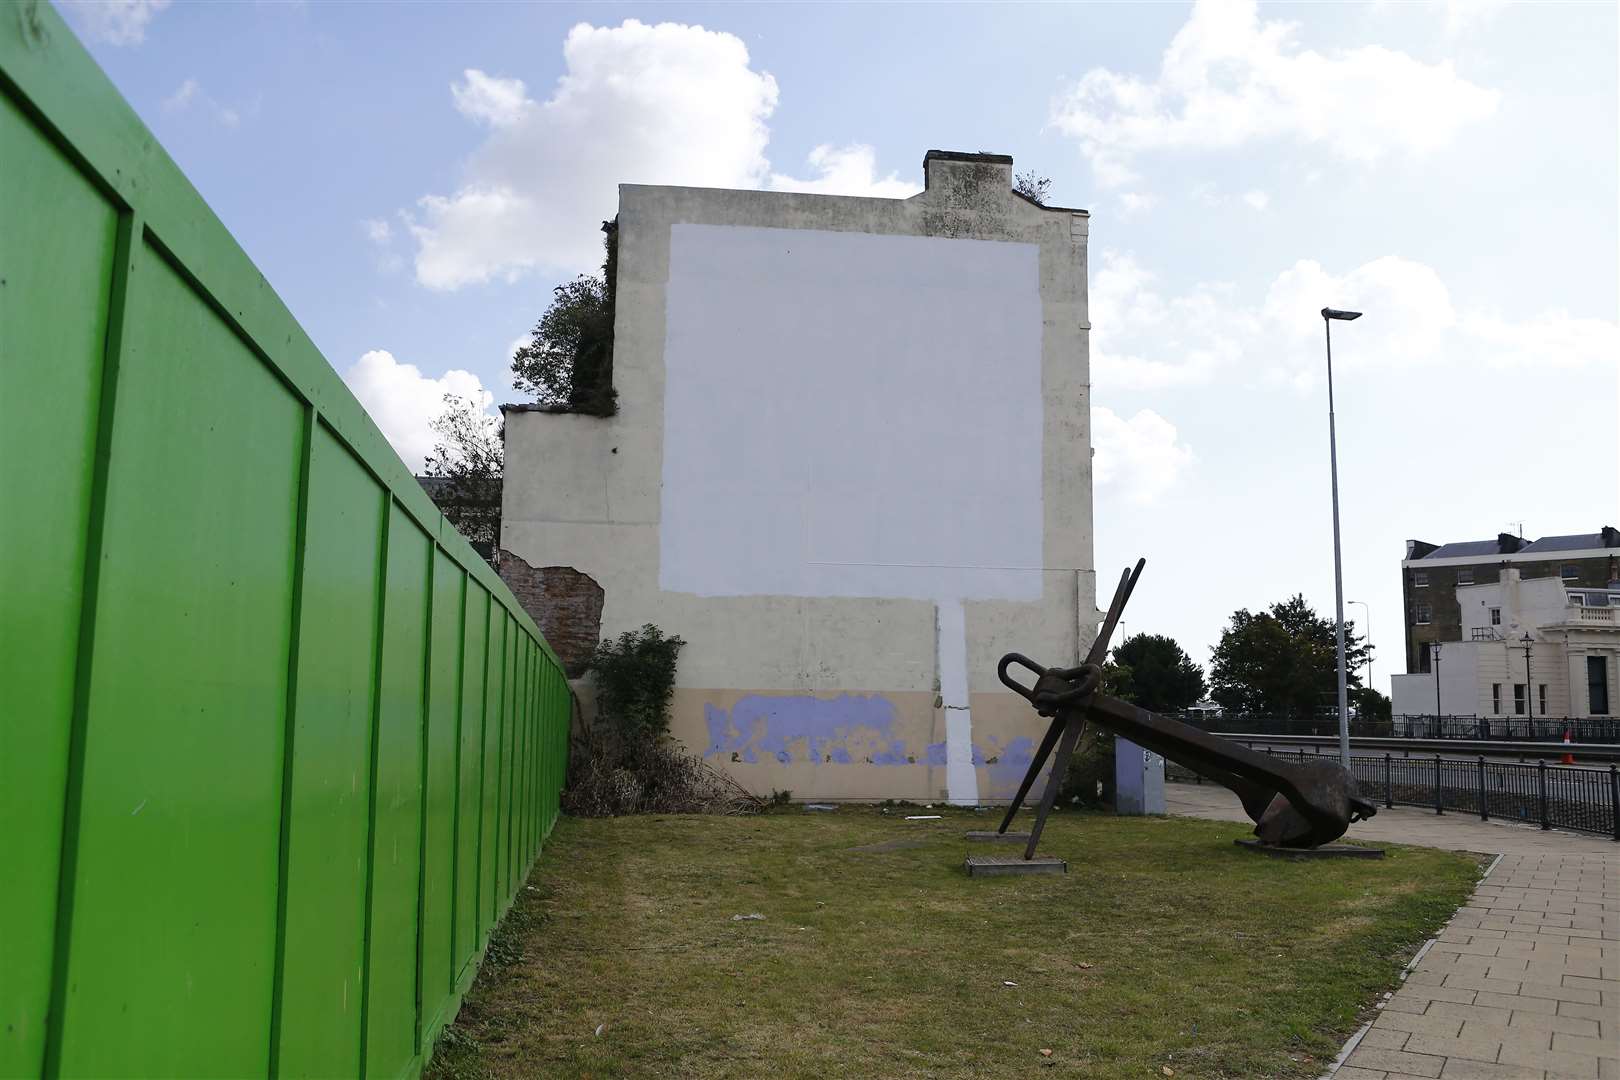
[983,736,1037,798]
[924,742,948,767]
[704,693,903,766]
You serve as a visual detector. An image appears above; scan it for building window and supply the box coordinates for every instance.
[1489,607,1501,625]
[1457,568,1474,585]
[1562,564,1579,580]
[1415,603,1431,625]
[1590,656,1610,715]
[1414,571,1429,588]
[1569,592,1585,606]
[1538,684,1547,714]
[1491,683,1501,714]
[1589,593,1611,608]
[1513,684,1526,715]
[1418,648,1431,673]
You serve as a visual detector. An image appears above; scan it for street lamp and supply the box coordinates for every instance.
[1519,633,1534,728]
[1430,642,1443,727]
[1323,307,1362,768]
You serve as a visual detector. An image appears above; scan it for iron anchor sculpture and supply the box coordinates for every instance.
[995,559,1377,857]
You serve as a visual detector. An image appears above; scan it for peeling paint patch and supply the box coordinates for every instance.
[704,694,904,766]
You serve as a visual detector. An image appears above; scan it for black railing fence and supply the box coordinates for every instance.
[1174,713,1620,744]
[1167,749,1620,840]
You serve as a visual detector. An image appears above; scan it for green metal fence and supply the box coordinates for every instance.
[0,5,570,1076]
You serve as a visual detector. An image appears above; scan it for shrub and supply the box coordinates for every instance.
[1059,727,1115,809]
[563,624,759,817]
[590,624,684,744]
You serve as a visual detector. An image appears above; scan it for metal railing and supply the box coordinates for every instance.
[1169,750,1620,840]
[1173,712,1620,744]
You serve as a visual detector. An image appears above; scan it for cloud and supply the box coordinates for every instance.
[343,350,493,471]
[1090,252,1253,391]
[1117,191,1158,216]
[408,20,779,289]
[1050,0,1499,186]
[768,144,922,198]
[1443,0,1512,35]
[1090,250,1619,392]
[1241,189,1269,210]
[1091,407,1195,504]
[451,70,532,128]
[60,0,170,45]
[163,78,240,128]
[362,218,392,245]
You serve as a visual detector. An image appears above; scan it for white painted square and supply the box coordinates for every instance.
[660,224,1044,603]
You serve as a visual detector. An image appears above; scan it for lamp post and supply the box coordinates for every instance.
[1431,642,1443,729]
[1323,307,1362,768]
[1519,633,1534,729]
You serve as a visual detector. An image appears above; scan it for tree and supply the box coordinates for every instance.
[1350,686,1392,722]
[1208,595,1372,719]
[511,223,618,415]
[1109,633,1206,714]
[1014,170,1052,205]
[422,393,502,559]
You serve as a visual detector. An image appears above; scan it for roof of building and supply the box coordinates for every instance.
[1424,540,1507,559]
[1412,527,1619,561]
[1520,533,1610,553]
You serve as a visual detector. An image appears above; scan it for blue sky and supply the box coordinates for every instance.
[60,0,1618,693]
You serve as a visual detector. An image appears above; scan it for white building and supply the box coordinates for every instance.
[1391,568,1620,727]
[501,152,1096,803]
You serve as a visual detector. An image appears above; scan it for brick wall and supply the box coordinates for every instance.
[497,550,604,678]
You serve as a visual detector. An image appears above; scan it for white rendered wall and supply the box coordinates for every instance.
[501,155,1095,804]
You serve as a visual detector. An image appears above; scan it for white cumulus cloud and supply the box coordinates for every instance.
[162,78,239,128]
[344,350,494,471]
[1090,250,1618,393]
[451,69,532,128]
[409,19,780,289]
[769,144,922,198]
[1051,0,1499,186]
[61,0,170,45]
[1091,407,1195,504]
[1241,189,1269,210]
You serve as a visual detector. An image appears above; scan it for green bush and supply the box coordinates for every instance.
[1059,727,1115,808]
[590,624,684,740]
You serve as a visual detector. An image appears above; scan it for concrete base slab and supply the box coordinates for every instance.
[963,831,1031,842]
[964,854,1067,877]
[1234,839,1385,860]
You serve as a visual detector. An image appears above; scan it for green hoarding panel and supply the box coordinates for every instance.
[420,550,463,1038]
[0,91,117,1079]
[455,588,489,980]
[365,509,429,1079]
[1,7,570,1076]
[59,244,302,1078]
[482,609,506,936]
[274,425,386,1079]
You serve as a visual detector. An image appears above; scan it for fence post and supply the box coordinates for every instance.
[1538,759,1549,831]
[1384,754,1393,809]
[1477,756,1488,822]
[1609,763,1618,843]
[1435,754,1444,815]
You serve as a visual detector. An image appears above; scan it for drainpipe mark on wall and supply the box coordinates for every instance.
[937,597,979,806]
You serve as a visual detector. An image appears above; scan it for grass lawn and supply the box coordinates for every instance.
[427,806,1480,1080]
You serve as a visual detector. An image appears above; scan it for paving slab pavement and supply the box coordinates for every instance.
[1166,783,1619,1079]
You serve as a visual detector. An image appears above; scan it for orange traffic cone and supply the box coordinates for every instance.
[1560,729,1576,765]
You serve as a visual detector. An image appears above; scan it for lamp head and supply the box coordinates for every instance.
[1322,308,1363,321]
